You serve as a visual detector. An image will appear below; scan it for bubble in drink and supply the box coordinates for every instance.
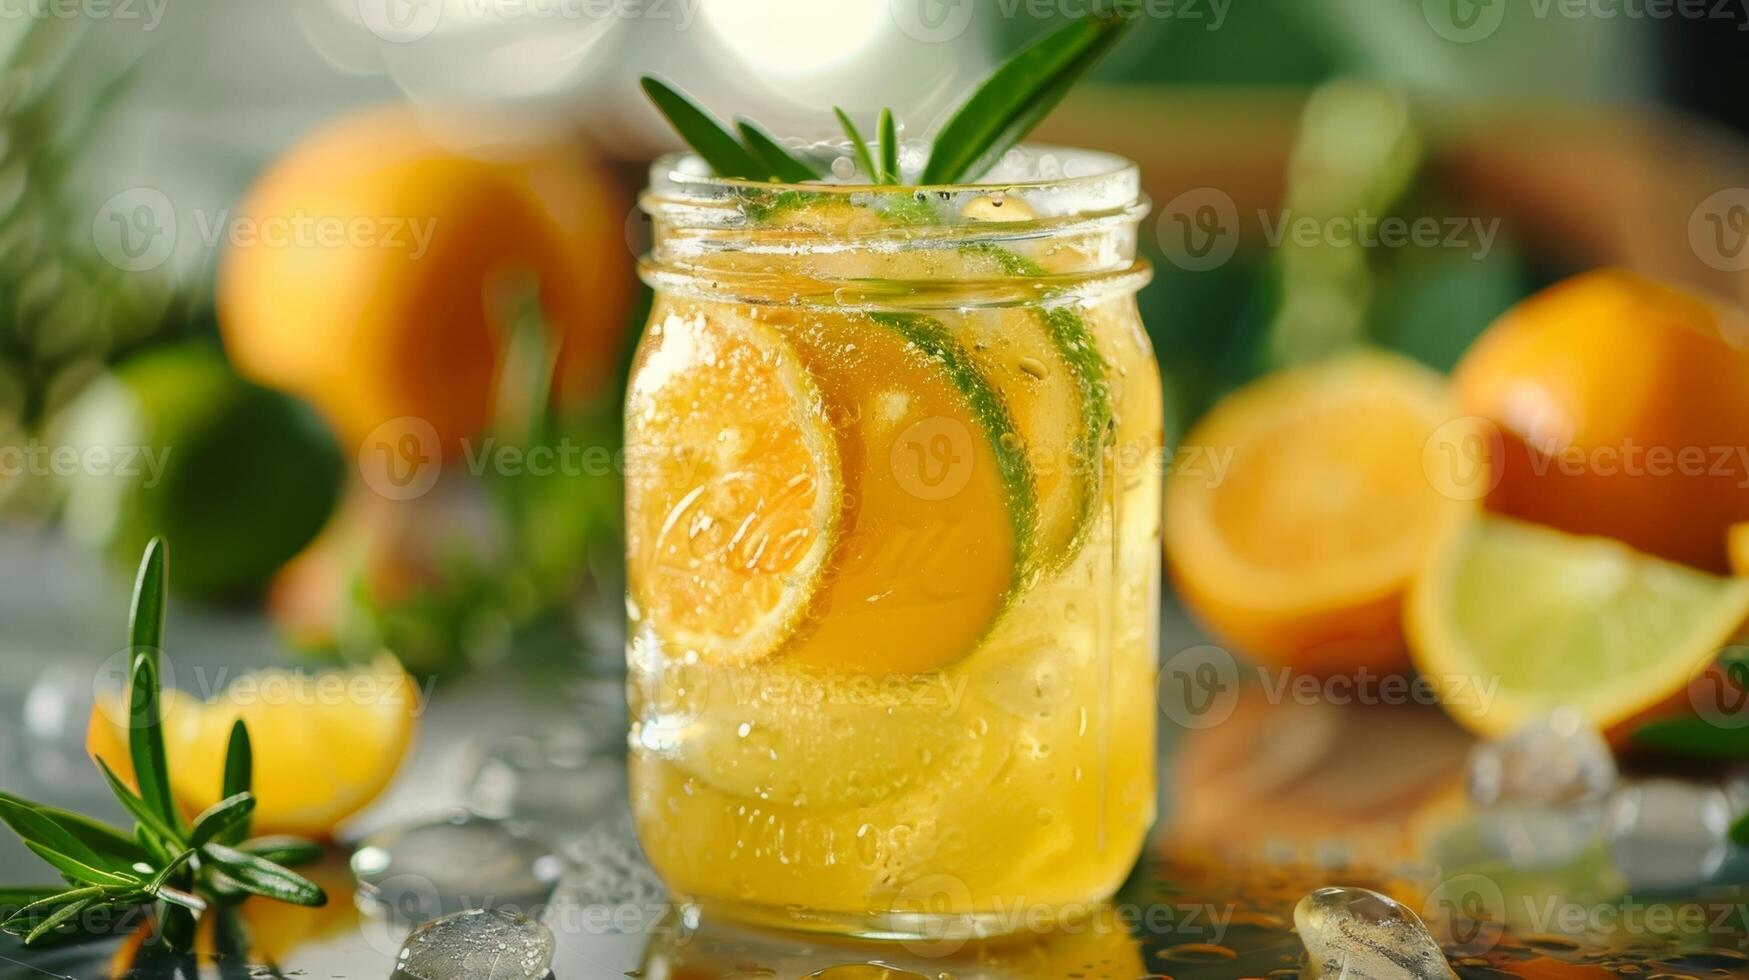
[394,908,554,980]
[1605,778,1731,890]
[1293,886,1456,979]
[1467,708,1616,807]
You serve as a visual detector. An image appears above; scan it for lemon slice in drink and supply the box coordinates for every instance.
[1408,514,1749,738]
[625,305,842,667]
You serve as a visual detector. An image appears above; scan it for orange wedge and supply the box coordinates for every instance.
[1165,350,1479,674]
[87,653,418,837]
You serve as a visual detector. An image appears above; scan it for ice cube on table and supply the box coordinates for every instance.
[1294,886,1456,980]
[395,907,555,980]
[353,812,566,923]
[1467,708,1616,807]
[1605,778,1732,891]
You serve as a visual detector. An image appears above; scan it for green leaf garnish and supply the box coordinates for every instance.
[640,76,763,180]
[921,9,1134,184]
[0,796,145,869]
[0,799,112,873]
[0,539,328,952]
[219,721,253,846]
[23,893,95,946]
[126,538,181,838]
[188,794,255,849]
[21,841,138,889]
[736,119,820,182]
[95,757,181,847]
[152,885,206,916]
[237,836,323,868]
[877,108,899,184]
[198,843,326,908]
[643,7,1130,187]
[833,107,879,183]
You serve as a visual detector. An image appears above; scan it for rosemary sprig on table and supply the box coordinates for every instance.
[641,5,1134,185]
[0,539,325,952]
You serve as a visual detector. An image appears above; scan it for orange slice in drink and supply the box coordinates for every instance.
[1165,350,1478,675]
[625,305,841,667]
[626,302,1028,674]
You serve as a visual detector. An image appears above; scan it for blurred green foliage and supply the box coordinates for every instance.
[57,342,344,599]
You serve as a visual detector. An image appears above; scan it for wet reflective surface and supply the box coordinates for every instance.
[5,535,1749,978]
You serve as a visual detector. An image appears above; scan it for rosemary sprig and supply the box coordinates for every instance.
[641,5,1134,186]
[833,107,879,183]
[920,8,1132,184]
[0,539,327,951]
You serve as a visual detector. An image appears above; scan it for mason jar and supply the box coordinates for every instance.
[624,146,1160,939]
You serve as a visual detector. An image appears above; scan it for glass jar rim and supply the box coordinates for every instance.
[645,144,1140,211]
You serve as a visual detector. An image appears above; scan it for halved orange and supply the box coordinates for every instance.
[87,653,419,837]
[1408,514,1749,738]
[1165,350,1478,674]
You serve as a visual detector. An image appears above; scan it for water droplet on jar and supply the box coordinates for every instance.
[1018,356,1049,380]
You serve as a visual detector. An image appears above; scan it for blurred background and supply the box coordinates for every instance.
[1,0,1741,675]
[1,0,1748,974]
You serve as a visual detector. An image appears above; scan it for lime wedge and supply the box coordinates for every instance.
[1409,514,1749,737]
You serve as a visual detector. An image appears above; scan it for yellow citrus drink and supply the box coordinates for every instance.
[625,149,1159,938]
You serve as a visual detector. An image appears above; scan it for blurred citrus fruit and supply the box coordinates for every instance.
[87,654,418,837]
[58,343,343,599]
[1165,350,1477,675]
[218,106,633,451]
[1454,269,1749,572]
[1732,522,1749,576]
[1408,514,1749,738]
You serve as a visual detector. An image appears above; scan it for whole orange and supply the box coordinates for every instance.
[1453,269,1749,571]
[218,106,634,451]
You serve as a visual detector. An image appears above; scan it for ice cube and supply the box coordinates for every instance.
[1467,708,1616,807]
[394,908,554,980]
[1293,886,1455,980]
[353,812,565,923]
[1605,778,1732,890]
